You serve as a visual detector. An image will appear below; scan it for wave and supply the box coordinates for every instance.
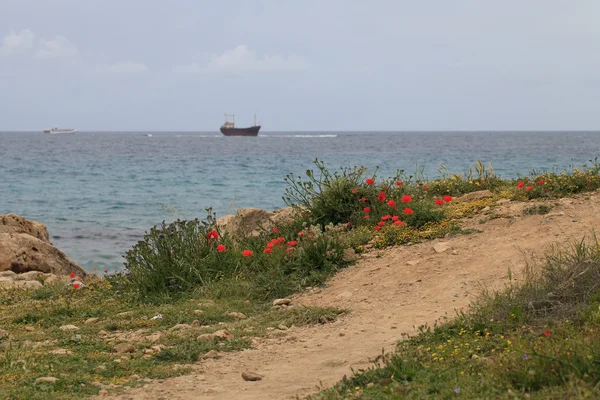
[260,134,338,138]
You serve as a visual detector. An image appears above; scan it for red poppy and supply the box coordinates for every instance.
[103,269,108,273]
[366,178,375,185]
[378,192,386,202]
[351,189,358,194]
[298,231,304,236]
[401,195,412,203]
[526,186,533,191]
[443,195,453,203]
[73,282,80,289]
[266,242,274,249]
[242,250,253,257]
[264,248,272,254]
[381,214,391,220]
[364,207,371,213]
[277,237,285,243]
[377,221,386,226]
[435,199,443,205]
[287,240,299,246]
[404,207,414,215]
[207,230,218,239]
[286,247,294,253]
[387,199,396,209]
[391,215,399,221]
[272,227,279,233]
[375,226,381,231]
[393,220,405,226]
[361,197,367,202]
[544,330,551,338]
[538,179,544,185]
[216,244,226,253]
[423,185,430,190]
[69,272,75,279]
[396,181,403,186]
[517,181,525,189]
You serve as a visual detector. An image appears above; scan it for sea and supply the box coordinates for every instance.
[1,131,599,272]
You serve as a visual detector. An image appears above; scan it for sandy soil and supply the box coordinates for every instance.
[100,192,600,400]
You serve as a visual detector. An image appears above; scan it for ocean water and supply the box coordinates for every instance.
[1,131,599,272]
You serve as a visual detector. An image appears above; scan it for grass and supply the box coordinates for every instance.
[0,281,346,399]
[310,235,600,399]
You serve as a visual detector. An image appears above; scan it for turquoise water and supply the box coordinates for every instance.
[1,131,599,271]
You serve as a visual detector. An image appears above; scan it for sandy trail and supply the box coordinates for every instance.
[101,193,600,400]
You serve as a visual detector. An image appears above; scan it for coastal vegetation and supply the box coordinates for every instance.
[1,158,600,398]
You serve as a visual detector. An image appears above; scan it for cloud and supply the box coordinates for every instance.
[0,29,35,55]
[34,36,79,60]
[96,62,149,74]
[173,45,308,74]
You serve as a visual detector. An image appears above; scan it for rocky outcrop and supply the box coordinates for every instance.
[216,207,303,239]
[456,190,494,202]
[0,214,87,277]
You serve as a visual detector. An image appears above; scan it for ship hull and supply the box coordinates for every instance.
[44,129,76,134]
[220,125,261,137]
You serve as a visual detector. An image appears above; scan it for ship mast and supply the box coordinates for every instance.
[254,114,256,126]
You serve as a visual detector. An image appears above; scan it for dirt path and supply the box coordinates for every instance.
[102,193,600,400]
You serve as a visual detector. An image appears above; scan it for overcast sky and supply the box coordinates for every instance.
[1,0,599,131]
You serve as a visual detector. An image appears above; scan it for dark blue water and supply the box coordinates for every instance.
[1,131,599,271]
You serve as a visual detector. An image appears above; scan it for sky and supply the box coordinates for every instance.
[1,0,599,131]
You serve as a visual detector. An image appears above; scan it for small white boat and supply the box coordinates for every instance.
[44,127,76,134]
[146,134,153,137]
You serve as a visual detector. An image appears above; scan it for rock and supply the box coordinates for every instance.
[114,343,136,354]
[452,249,459,255]
[202,350,222,359]
[44,274,70,285]
[342,248,357,262]
[457,190,493,202]
[0,277,14,289]
[0,214,87,276]
[433,242,451,253]
[215,207,302,239]
[24,326,35,332]
[0,329,8,338]
[193,309,204,314]
[144,333,161,342]
[191,320,200,327]
[481,206,491,212]
[13,271,44,281]
[168,324,191,332]
[117,311,133,317]
[241,371,263,381]
[0,271,16,277]
[59,325,79,331]
[84,317,99,325]
[228,312,247,319]
[98,330,108,336]
[406,260,420,266]
[35,377,58,384]
[14,280,43,289]
[496,199,511,205]
[94,365,107,372]
[546,211,565,218]
[50,348,73,355]
[277,324,288,331]
[272,298,291,306]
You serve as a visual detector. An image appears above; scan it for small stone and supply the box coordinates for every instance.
[342,248,357,262]
[241,371,263,381]
[168,323,191,332]
[192,320,200,327]
[212,329,234,340]
[117,311,133,317]
[50,348,73,355]
[202,350,222,359]
[406,260,420,266]
[496,199,511,204]
[193,309,204,314]
[94,365,107,371]
[228,312,247,319]
[277,324,288,331]
[546,211,565,218]
[272,298,291,306]
[84,317,99,325]
[367,382,374,389]
[130,374,141,380]
[99,389,108,396]
[457,190,493,202]
[452,249,459,255]
[433,242,451,253]
[59,325,79,331]
[113,343,136,354]
[24,326,35,332]
[98,330,108,336]
[35,377,58,384]
[13,271,44,281]
[0,271,16,277]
